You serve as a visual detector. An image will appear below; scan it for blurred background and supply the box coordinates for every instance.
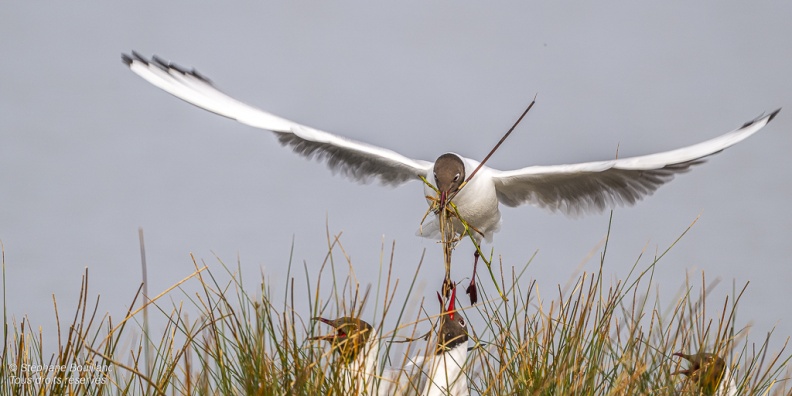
[1,2,790,355]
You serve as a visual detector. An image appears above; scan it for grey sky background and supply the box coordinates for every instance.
[2,2,791,357]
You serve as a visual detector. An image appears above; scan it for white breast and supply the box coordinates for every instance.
[420,344,469,396]
[339,336,382,395]
[717,366,738,396]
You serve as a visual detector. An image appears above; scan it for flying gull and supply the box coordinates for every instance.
[123,52,780,304]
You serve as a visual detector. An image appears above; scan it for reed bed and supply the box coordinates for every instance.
[1,218,789,395]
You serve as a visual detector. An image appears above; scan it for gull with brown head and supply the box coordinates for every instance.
[123,52,780,304]
[673,351,737,396]
[419,286,470,396]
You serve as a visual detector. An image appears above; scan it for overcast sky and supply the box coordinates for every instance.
[2,2,790,358]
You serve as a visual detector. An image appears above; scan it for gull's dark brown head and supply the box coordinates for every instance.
[434,287,468,355]
[433,153,465,208]
[673,352,728,394]
[310,317,374,365]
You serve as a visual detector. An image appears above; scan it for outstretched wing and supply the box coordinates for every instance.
[491,109,780,216]
[123,52,432,185]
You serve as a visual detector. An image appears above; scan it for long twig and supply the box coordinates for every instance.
[449,94,537,203]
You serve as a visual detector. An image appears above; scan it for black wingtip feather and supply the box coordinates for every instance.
[127,52,213,84]
[151,55,169,70]
[123,51,153,67]
[167,61,191,75]
[122,51,147,66]
[132,51,147,64]
[190,68,212,83]
[768,108,781,122]
[742,108,782,128]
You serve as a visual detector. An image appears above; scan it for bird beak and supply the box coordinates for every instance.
[309,317,339,341]
[672,352,693,376]
[313,317,334,326]
[439,190,448,209]
[309,333,338,341]
[446,286,456,320]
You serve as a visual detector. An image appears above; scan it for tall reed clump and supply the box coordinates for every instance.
[1,218,790,394]
[464,218,791,395]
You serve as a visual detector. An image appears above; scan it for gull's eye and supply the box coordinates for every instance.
[453,173,460,181]
[459,318,466,327]
[433,172,438,180]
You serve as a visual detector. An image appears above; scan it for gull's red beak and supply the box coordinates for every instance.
[446,286,456,320]
[440,190,448,209]
[309,317,343,341]
[309,333,338,341]
[672,352,692,376]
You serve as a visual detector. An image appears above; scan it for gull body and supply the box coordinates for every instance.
[673,352,737,396]
[123,52,780,302]
[416,287,469,396]
[311,317,424,395]
[421,342,468,396]
[310,317,381,394]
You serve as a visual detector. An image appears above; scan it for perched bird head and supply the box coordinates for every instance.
[433,153,466,209]
[311,317,374,366]
[435,286,468,355]
[673,352,728,394]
